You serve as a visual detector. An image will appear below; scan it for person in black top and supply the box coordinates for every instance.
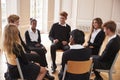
[49,11,71,73]
[92,21,120,80]
[25,19,47,67]
[3,24,46,80]
[58,29,91,80]
[86,18,105,55]
[7,14,54,80]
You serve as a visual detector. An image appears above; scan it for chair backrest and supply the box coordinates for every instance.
[67,59,92,74]
[16,58,24,80]
[62,59,93,80]
[110,51,120,70]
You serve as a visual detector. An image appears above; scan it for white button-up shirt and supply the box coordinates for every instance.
[28,28,38,42]
[59,22,67,27]
[90,29,101,43]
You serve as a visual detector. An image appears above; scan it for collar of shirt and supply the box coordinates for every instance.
[93,28,101,33]
[90,29,101,43]
[70,44,84,49]
[108,34,117,42]
[59,22,67,27]
[28,27,38,42]
[29,27,37,33]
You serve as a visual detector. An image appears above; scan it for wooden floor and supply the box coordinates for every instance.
[0,34,120,80]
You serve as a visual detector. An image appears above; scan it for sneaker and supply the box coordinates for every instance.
[51,65,57,74]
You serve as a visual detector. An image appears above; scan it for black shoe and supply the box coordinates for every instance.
[94,76,103,80]
[51,68,56,74]
[51,64,57,74]
[44,71,55,80]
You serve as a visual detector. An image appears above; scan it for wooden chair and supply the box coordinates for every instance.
[4,57,24,80]
[96,51,120,80]
[62,59,93,80]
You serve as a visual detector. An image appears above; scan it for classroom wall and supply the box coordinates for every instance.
[59,0,120,34]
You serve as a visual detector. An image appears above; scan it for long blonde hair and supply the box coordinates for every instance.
[90,18,103,34]
[3,24,21,55]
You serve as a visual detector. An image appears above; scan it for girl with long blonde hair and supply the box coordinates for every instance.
[87,18,105,55]
[3,24,46,80]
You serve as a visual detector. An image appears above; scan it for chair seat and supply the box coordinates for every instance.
[96,68,116,73]
[96,69,110,72]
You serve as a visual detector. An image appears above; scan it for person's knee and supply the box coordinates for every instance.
[63,45,70,51]
[40,67,47,74]
[51,43,57,49]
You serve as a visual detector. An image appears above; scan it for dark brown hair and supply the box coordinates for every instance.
[60,11,68,19]
[88,18,103,40]
[92,18,103,30]
[70,29,85,44]
[30,18,37,24]
[90,18,103,35]
[103,20,116,33]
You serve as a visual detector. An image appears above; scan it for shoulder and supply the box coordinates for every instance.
[25,30,29,34]
[99,30,105,34]
[66,24,71,28]
[52,22,59,26]
[107,35,120,50]
[79,48,92,56]
[63,50,72,56]
[113,35,120,44]
[110,35,120,42]
[37,29,40,33]
[13,44,22,52]
[116,35,120,48]
[50,23,59,30]
[96,30,105,37]
[116,35,120,39]
[81,48,92,58]
[25,30,30,37]
[66,24,70,27]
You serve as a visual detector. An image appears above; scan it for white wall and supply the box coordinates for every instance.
[112,0,120,35]
[19,0,30,26]
[0,0,1,29]
[77,0,120,33]
[1,0,120,34]
[6,0,19,17]
[5,0,30,26]
[0,0,2,49]
[42,0,48,33]
[47,0,55,32]
[59,0,120,34]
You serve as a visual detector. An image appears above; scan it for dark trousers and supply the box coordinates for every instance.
[27,44,48,67]
[92,55,110,78]
[50,42,70,68]
[25,53,42,65]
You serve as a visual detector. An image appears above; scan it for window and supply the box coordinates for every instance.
[1,0,7,32]
[30,0,43,30]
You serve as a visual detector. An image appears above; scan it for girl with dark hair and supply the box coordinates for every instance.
[59,29,91,80]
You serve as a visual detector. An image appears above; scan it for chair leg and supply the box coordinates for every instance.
[109,71,112,80]
[62,65,67,80]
